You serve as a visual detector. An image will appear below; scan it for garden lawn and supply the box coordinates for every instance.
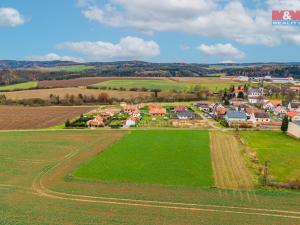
[0,81,37,91]
[240,131,300,182]
[91,79,193,91]
[75,130,213,187]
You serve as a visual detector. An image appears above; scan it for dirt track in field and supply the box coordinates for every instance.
[0,105,95,130]
[210,131,254,190]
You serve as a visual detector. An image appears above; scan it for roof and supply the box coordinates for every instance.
[254,112,270,119]
[290,86,300,91]
[226,110,247,119]
[177,111,196,118]
[268,100,282,106]
[175,106,187,112]
[287,111,300,118]
[290,102,300,109]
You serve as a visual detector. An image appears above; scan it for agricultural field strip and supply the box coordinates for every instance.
[22,132,300,220]
[210,131,254,190]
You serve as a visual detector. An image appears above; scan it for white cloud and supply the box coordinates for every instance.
[57,36,160,61]
[78,0,300,47]
[285,35,300,45]
[26,53,84,62]
[0,8,25,27]
[197,43,245,59]
[219,60,236,64]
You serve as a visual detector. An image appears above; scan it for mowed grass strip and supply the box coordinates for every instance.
[0,81,37,91]
[75,130,213,187]
[91,79,192,91]
[240,131,300,182]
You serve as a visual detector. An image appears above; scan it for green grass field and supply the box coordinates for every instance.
[42,65,95,71]
[240,131,300,183]
[75,130,213,187]
[91,79,193,91]
[91,78,241,92]
[0,81,37,91]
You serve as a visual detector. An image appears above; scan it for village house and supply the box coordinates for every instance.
[124,118,137,127]
[287,121,300,139]
[287,111,300,122]
[87,116,104,127]
[148,103,166,116]
[251,112,271,124]
[248,96,265,105]
[288,102,300,111]
[273,106,288,117]
[225,110,247,127]
[263,100,282,111]
[212,103,227,118]
[229,98,247,106]
[176,110,196,120]
[247,87,264,97]
[197,101,209,112]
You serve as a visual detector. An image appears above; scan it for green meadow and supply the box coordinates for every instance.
[0,81,37,91]
[240,131,300,182]
[75,130,213,187]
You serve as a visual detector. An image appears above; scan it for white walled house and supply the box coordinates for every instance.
[247,87,264,97]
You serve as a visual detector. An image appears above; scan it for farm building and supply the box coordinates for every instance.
[176,111,196,120]
[287,122,300,139]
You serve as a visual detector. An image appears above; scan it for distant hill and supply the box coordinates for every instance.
[0,60,300,86]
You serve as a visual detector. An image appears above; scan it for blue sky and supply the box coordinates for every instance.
[0,0,300,63]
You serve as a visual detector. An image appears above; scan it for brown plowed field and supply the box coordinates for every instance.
[2,87,152,100]
[0,106,95,130]
[38,77,163,88]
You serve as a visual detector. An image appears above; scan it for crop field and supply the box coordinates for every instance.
[0,105,95,130]
[91,79,193,91]
[170,77,240,91]
[210,131,254,190]
[38,77,162,88]
[2,87,152,100]
[0,81,37,91]
[75,130,213,187]
[1,130,300,224]
[240,131,300,183]
[40,65,96,71]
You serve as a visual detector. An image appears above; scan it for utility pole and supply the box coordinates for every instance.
[263,161,269,186]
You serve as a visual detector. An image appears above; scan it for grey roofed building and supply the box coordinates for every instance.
[225,110,247,121]
[288,102,300,110]
[253,112,270,119]
[176,110,196,120]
